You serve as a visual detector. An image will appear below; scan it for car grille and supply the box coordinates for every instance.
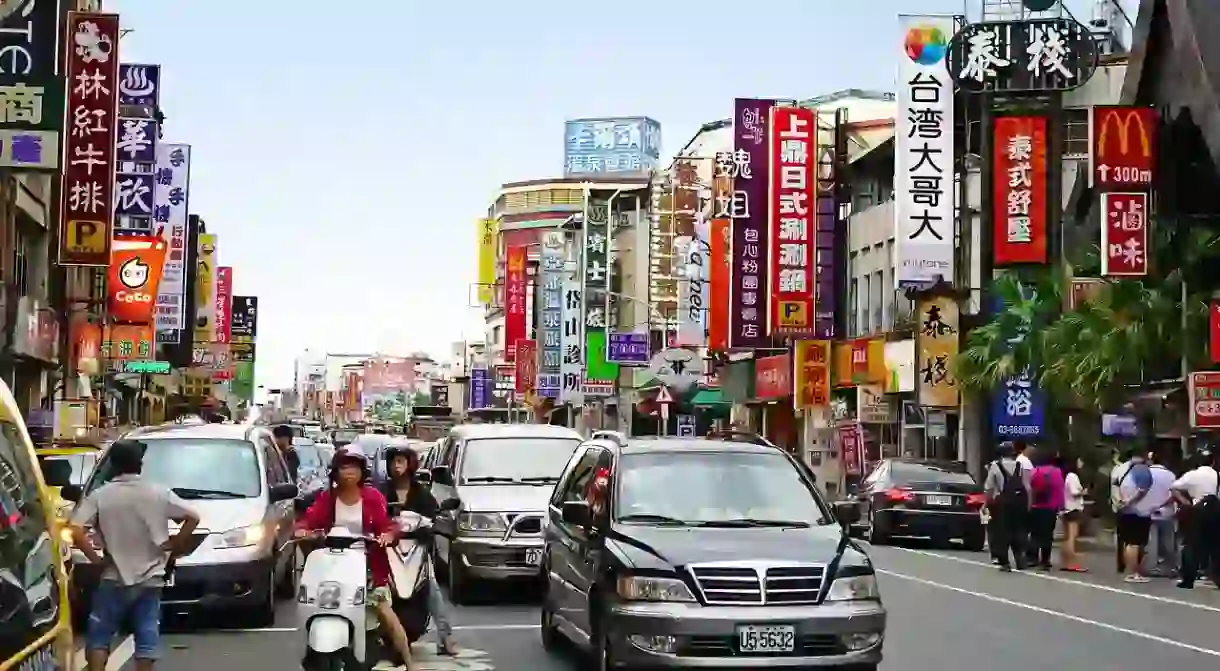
[682,634,843,657]
[688,564,825,605]
[463,545,538,568]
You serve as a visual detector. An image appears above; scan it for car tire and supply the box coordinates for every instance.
[588,616,615,671]
[867,511,890,545]
[540,597,563,652]
[246,569,277,627]
[964,531,987,552]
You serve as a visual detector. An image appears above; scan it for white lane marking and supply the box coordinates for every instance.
[209,626,300,633]
[887,546,1220,613]
[877,568,1220,658]
[206,623,541,634]
[73,635,134,671]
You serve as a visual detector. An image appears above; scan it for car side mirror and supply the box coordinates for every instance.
[833,501,860,528]
[60,484,82,503]
[270,483,299,502]
[416,469,432,485]
[440,498,461,512]
[431,465,453,486]
[561,501,591,527]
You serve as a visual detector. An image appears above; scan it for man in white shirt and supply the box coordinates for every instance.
[1145,453,1178,576]
[1170,450,1220,589]
[1013,440,1035,563]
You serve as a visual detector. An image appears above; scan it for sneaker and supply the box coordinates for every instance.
[1177,581,1194,589]
[1124,574,1151,583]
[998,564,1013,572]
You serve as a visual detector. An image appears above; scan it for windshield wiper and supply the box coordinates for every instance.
[463,476,519,483]
[617,513,690,526]
[171,487,249,499]
[518,476,559,484]
[694,518,811,528]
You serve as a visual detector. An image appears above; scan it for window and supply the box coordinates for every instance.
[848,277,858,337]
[89,439,263,498]
[862,273,871,334]
[458,437,582,484]
[889,461,976,486]
[36,452,99,487]
[1063,108,1089,158]
[559,448,602,503]
[0,422,60,661]
[872,270,884,332]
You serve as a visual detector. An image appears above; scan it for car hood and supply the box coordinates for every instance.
[608,524,850,569]
[457,484,553,513]
[175,497,267,532]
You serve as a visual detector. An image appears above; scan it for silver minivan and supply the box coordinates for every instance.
[428,423,583,603]
[66,422,299,625]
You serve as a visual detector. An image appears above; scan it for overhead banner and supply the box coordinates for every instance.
[895,15,955,287]
[767,105,817,336]
[214,267,233,344]
[0,0,63,170]
[583,194,617,390]
[193,234,217,345]
[59,12,121,266]
[993,116,1049,265]
[915,294,960,407]
[154,144,191,331]
[477,218,498,304]
[118,63,161,107]
[727,98,774,349]
[1090,106,1156,190]
[538,231,564,398]
[108,236,166,325]
[1100,192,1149,277]
[504,245,527,363]
[793,340,831,410]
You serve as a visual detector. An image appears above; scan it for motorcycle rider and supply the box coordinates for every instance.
[294,446,415,670]
[382,444,458,655]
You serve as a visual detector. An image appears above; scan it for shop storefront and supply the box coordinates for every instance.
[752,353,797,452]
[10,297,60,415]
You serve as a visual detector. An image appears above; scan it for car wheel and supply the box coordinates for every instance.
[867,511,889,545]
[540,595,563,653]
[964,531,987,552]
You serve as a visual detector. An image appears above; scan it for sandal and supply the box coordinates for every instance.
[1061,564,1088,572]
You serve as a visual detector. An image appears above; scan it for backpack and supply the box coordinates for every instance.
[1030,468,1052,507]
[995,460,1029,509]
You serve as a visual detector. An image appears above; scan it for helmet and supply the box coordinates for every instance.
[383,442,419,476]
[329,445,371,483]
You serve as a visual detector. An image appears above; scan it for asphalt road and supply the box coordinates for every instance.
[93,542,1220,670]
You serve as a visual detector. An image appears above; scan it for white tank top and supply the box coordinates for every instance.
[334,498,363,535]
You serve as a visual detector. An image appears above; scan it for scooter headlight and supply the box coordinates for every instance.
[317,581,342,609]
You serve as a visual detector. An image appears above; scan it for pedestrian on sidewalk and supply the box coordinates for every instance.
[1059,456,1088,572]
[69,440,202,671]
[1170,448,1220,589]
[1028,450,1064,570]
[1112,448,1155,583]
[984,441,1032,572]
[1014,440,1036,559]
[1146,451,1178,577]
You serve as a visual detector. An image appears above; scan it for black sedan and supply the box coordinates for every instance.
[846,458,987,550]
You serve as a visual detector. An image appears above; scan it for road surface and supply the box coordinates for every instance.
[88,542,1220,670]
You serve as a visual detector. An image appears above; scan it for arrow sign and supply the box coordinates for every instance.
[655,387,674,404]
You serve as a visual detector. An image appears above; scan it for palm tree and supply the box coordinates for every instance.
[955,270,1063,395]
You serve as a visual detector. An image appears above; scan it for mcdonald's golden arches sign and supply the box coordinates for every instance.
[1090,106,1157,190]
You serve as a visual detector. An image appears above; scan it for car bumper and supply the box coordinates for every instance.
[877,508,983,538]
[453,537,542,580]
[604,600,886,668]
[72,557,275,611]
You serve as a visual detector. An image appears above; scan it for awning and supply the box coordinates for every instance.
[691,388,729,407]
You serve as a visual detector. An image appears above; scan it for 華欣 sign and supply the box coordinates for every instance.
[564,117,661,177]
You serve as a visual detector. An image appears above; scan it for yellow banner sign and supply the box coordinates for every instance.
[793,340,831,410]
[916,295,960,407]
[194,234,217,346]
[477,218,498,304]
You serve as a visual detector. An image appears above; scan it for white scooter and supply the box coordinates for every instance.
[297,526,381,670]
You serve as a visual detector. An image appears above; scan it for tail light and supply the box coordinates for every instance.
[884,487,914,503]
[966,493,987,508]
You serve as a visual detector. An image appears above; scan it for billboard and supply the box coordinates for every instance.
[563,117,661,176]
[992,116,1049,265]
[727,98,774,348]
[767,105,817,335]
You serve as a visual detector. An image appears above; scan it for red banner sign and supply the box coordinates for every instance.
[514,339,537,394]
[1091,106,1157,190]
[107,236,166,325]
[1211,301,1220,364]
[993,116,1049,266]
[1100,192,1148,276]
[1189,372,1220,429]
[59,12,121,266]
[504,245,527,363]
[754,353,792,400]
[214,267,233,344]
[708,218,730,351]
[767,106,817,335]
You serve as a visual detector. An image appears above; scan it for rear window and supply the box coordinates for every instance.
[37,452,99,487]
[889,461,976,486]
[296,445,322,471]
[88,439,262,499]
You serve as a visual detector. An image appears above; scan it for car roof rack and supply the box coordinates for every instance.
[706,430,776,447]
[589,430,628,446]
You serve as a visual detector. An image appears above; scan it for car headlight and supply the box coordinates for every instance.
[616,575,696,603]
[824,573,881,602]
[458,512,506,532]
[215,524,266,549]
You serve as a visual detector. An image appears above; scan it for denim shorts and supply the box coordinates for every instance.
[86,581,162,659]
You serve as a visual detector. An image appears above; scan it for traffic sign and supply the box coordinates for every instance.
[655,387,674,404]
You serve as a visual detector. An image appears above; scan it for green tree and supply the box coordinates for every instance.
[955,270,1062,395]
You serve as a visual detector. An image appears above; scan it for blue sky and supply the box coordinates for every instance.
[108,0,1136,390]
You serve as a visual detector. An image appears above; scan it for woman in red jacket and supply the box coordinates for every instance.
[294,447,415,669]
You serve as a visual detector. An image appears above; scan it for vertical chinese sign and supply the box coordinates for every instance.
[916,294,959,407]
[470,367,490,410]
[1100,192,1148,276]
[514,339,538,395]
[767,105,817,335]
[118,64,161,108]
[991,371,1045,438]
[59,12,121,266]
[212,267,233,381]
[153,144,191,333]
[993,116,1048,265]
[582,194,617,395]
[106,236,165,372]
[538,231,565,398]
[477,218,498,304]
[674,159,708,347]
[793,340,831,410]
[113,116,158,237]
[230,296,258,402]
[0,0,63,170]
[895,16,955,286]
[560,249,584,405]
[727,98,774,348]
[503,245,527,363]
[193,233,217,348]
[707,217,731,351]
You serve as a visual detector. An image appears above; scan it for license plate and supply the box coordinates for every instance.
[925,495,953,505]
[524,549,542,565]
[736,624,795,653]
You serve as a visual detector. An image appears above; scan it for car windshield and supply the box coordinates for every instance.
[889,461,976,486]
[88,439,261,498]
[460,437,581,483]
[616,451,831,526]
[37,452,99,486]
[334,430,359,443]
[296,445,322,471]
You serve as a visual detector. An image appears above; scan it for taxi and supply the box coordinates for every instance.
[0,385,74,671]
